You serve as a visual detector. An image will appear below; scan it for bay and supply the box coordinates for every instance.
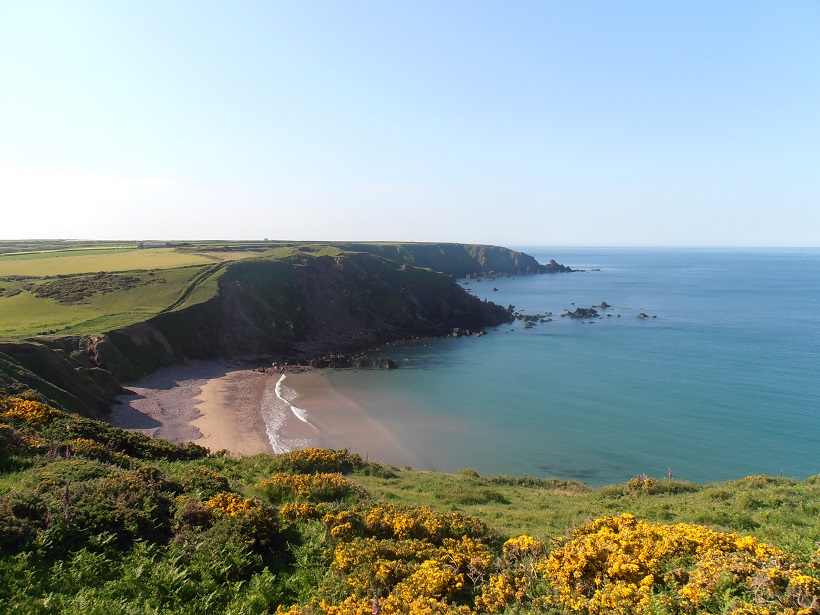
[321,248,820,486]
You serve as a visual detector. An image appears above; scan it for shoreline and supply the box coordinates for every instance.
[110,359,422,466]
[275,370,424,468]
[111,360,274,456]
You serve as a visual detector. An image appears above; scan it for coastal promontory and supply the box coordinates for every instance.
[0,241,571,416]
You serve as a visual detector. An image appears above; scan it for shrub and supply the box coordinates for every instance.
[0,460,174,553]
[322,502,493,545]
[0,397,60,427]
[277,448,363,475]
[258,473,357,503]
[541,513,820,614]
[175,466,231,498]
[205,493,279,552]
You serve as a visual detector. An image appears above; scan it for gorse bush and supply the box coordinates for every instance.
[1,460,174,552]
[259,472,357,503]
[276,448,363,475]
[538,513,820,614]
[1,393,820,614]
[0,397,60,427]
[32,272,166,304]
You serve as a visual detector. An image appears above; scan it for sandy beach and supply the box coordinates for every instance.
[110,360,422,465]
[112,360,273,456]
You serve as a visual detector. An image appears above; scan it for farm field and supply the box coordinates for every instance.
[0,264,219,338]
[0,241,349,340]
[0,246,256,277]
[0,242,294,340]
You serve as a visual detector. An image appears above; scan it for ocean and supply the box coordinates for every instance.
[288,248,820,486]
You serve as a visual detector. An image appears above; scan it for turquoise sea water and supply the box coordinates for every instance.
[323,248,820,486]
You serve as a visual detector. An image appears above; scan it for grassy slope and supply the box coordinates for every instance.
[352,469,820,561]
[0,265,212,338]
[0,247,218,276]
[0,241,519,341]
[1,398,818,614]
[0,245,299,339]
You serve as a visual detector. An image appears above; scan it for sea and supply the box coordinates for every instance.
[284,248,820,487]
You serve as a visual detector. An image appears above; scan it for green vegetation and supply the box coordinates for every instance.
[0,242,513,417]
[1,395,818,614]
[0,265,213,338]
[0,247,219,277]
[0,240,517,341]
[3,240,816,612]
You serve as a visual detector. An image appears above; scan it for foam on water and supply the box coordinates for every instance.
[275,375,311,423]
[262,374,316,453]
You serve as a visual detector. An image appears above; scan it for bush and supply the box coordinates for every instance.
[277,448,363,475]
[258,473,357,503]
[204,493,279,552]
[0,460,174,553]
[175,466,231,498]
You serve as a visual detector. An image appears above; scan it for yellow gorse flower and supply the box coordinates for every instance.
[205,492,261,516]
[0,397,60,426]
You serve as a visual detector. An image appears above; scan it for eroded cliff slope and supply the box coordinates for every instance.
[0,246,527,416]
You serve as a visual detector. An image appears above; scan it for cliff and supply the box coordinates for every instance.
[0,248,518,416]
[330,242,572,275]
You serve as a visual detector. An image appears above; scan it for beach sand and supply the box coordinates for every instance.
[110,360,421,465]
[112,360,273,456]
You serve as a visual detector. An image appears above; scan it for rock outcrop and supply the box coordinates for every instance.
[0,250,516,415]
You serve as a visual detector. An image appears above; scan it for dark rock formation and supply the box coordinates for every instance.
[567,308,599,319]
[1,250,519,416]
[331,243,576,276]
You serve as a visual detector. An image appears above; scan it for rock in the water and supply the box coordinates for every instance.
[568,307,599,319]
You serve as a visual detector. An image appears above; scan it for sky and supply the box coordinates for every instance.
[1,1,818,246]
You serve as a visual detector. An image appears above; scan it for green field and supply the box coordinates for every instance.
[0,265,216,338]
[0,242,289,339]
[0,246,251,277]
[0,242,363,340]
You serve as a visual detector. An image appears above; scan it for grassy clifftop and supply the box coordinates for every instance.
[329,242,558,276]
[0,241,545,341]
[0,242,536,414]
[1,395,818,614]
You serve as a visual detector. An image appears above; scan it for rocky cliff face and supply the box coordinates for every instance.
[0,250,515,415]
[330,242,573,276]
[116,251,512,364]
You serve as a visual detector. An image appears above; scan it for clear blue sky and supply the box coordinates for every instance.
[1,1,818,246]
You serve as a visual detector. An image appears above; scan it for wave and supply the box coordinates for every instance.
[275,374,311,423]
[262,374,317,454]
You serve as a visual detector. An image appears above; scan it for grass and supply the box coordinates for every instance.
[0,242,357,340]
[350,469,820,561]
[1,396,819,615]
[0,265,217,338]
[0,248,220,277]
